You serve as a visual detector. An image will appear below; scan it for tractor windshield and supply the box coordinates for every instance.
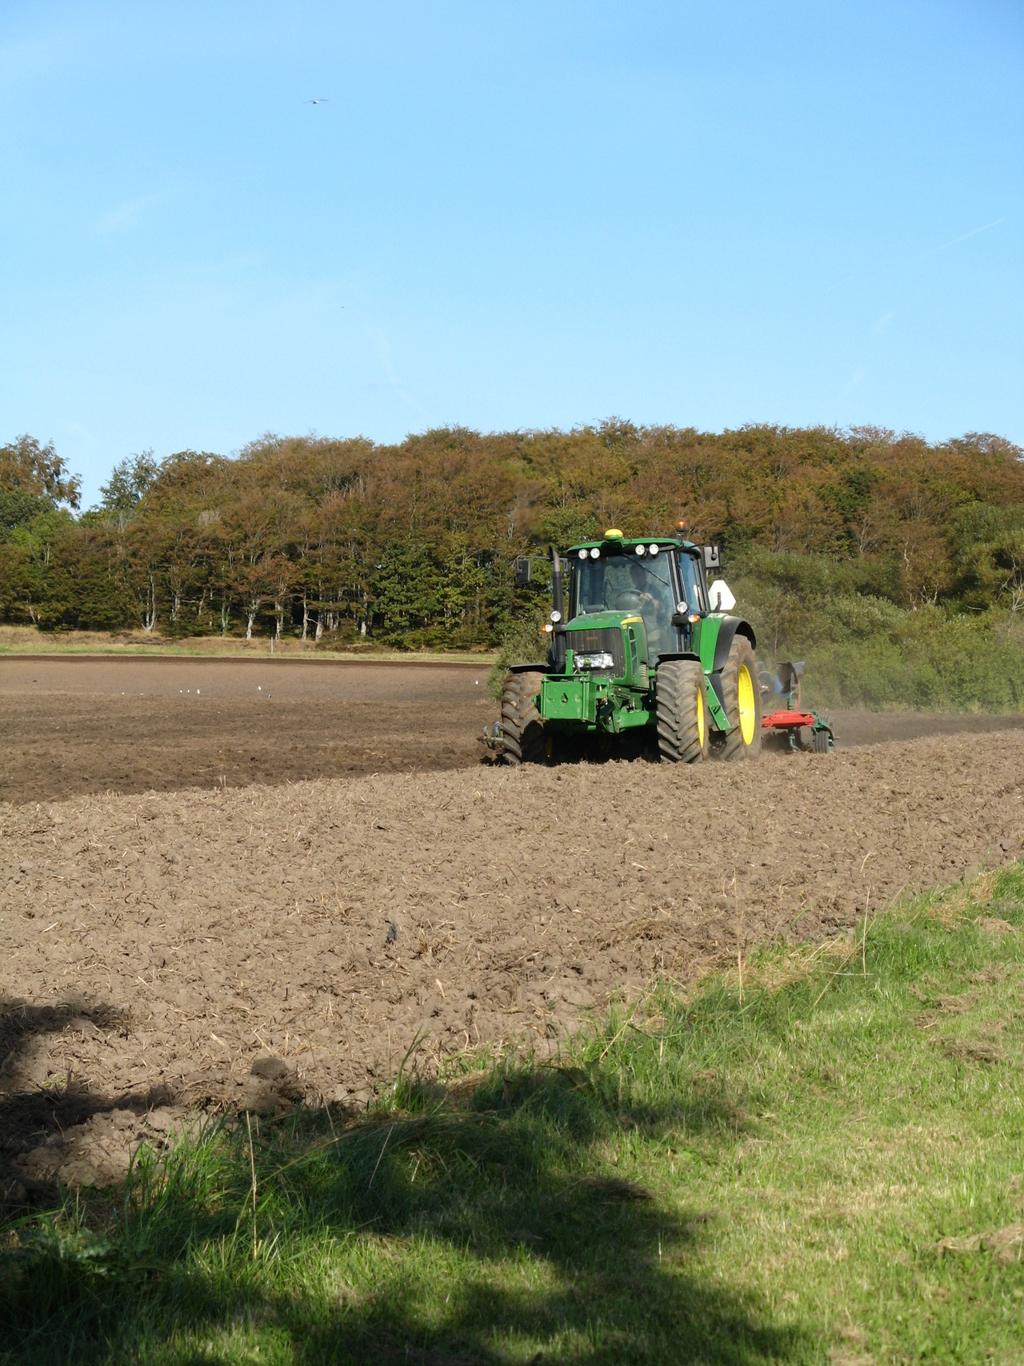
[571,550,676,659]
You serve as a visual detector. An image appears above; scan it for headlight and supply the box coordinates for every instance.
[574,651,615,671]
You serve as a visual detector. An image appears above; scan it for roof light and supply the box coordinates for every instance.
[648,544,659,555]
[589,547,600,558]
[635,544,645,555]
[577,549,588,560]
[604,528,623,539]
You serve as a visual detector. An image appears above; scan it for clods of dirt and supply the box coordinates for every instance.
[938,1038,1008,1065]
[1,727,1023,1188]
[237,1056,306,1115]
[2,656,1023,804]
[935,1223,1024,1263]
[0,658,495,804]
[15,1106,197,1190]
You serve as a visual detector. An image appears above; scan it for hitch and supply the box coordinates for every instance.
[479,721,506,757]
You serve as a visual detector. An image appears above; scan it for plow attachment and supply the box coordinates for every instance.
[760,661,835,753]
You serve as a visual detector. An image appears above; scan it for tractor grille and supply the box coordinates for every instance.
[565,626,625,674]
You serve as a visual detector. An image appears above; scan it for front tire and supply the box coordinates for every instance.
[656,660,709,764]
[718,637,762,761]
[500,671,547,764]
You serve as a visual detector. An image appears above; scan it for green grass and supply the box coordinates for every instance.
[2,868,1022,1364]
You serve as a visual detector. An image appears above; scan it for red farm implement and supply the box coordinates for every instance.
[760,661,834,754]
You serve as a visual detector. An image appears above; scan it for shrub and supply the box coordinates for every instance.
[487,618,549,699]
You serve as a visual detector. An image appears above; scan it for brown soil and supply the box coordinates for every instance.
[1,656,1022,804]
[0,657,496,803]
[1,657,1023,1193]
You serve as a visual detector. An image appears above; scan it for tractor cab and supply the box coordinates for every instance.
[563,530,719,663]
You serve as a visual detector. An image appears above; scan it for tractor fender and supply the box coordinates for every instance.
[655,652,701,665]
[708,618,756,710]
[508,662,549,674]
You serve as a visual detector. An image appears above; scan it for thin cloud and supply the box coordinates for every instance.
[820,217,1006,300]
[93,190,175,237]
[369,325,401,388]
[367,325,437,426]
[929,218,1005,255]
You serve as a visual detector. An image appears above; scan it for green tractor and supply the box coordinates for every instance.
[491,525,833,765]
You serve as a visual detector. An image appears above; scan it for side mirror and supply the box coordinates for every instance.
[702,544,721,570]
[513,556,532,588]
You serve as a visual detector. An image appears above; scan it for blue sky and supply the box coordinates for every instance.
[2,0,1022,506]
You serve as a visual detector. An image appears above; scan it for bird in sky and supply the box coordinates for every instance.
[304,98,329,105]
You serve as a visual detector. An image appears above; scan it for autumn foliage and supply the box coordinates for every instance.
[1,422,1022,704]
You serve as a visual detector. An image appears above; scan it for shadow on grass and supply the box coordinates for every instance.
[1,1009,809,1364]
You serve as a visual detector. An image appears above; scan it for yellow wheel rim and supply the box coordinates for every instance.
[696,687,706,750]
[737,664,756,746]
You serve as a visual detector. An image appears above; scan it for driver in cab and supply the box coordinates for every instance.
[613,557,656,610]
[611,557,672,659]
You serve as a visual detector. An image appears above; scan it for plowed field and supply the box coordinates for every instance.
[3,656,1023,802]
[1,657,1022,1190]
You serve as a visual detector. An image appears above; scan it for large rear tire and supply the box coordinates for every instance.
[656,660,709,764]
[500,671,547,765]
[718,636,762,761]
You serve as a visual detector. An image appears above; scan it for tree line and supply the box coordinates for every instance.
[1,423,1022,653]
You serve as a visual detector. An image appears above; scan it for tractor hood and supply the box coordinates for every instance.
[563,609,639,632]
[556,610,648,687]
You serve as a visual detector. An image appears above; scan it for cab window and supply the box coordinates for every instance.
[678,552,707,614]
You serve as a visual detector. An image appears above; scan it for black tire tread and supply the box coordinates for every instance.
[718,636,762,762]
[656,660,707,764]
[500,671,547,764]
